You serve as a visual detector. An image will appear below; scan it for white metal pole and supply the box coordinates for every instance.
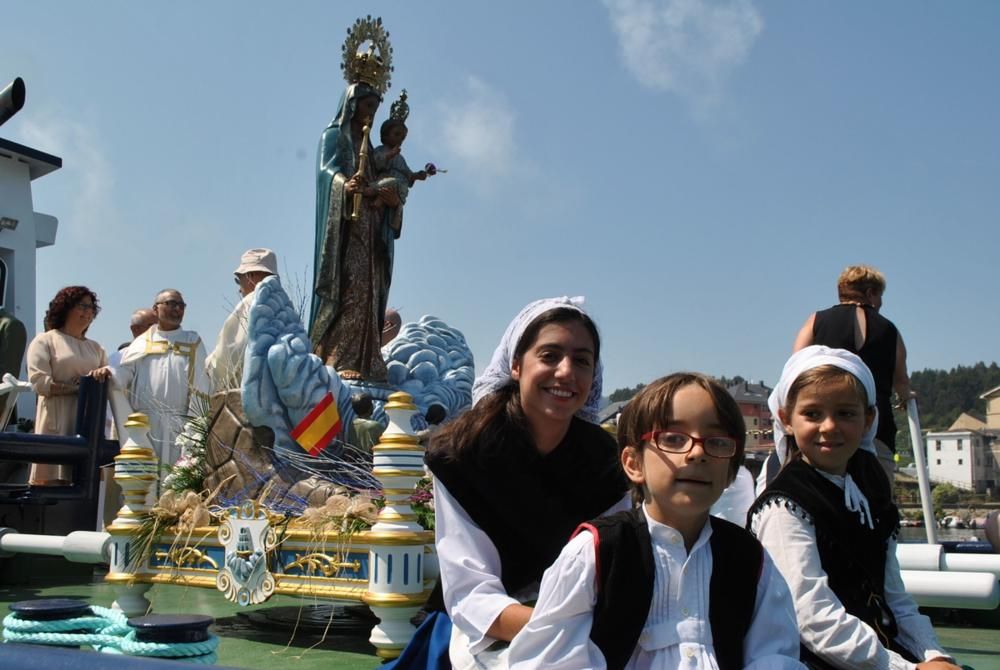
[906,398,938,544]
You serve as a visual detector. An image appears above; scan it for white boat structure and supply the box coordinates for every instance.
[895,398,1000,611]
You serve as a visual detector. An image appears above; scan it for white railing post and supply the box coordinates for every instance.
[907,399,938,545]
[362,391,434,660]
[105,411,159,616]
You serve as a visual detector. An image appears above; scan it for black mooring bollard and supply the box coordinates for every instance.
[7,598,94,648]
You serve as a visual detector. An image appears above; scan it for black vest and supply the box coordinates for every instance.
[748,451,916,667]
[425,416,627,605]
[813,304,899,447]
[582,509,763,670]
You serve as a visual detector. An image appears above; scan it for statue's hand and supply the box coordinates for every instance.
[378,187,401,208]
[345,176,365,194]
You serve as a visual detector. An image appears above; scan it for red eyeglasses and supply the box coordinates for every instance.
[639,430,738,458]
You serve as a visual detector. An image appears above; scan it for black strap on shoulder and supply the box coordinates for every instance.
[585,509,653,670]
[708,516,764,670]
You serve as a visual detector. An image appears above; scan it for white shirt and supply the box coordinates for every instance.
[205,290,253,393]
[710,465,756,527]
[111,326,208,469]
[751,470,949,670]
[508,506,804,670]
[434,476,631,656]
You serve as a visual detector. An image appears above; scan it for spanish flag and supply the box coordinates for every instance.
[291,392,342,456]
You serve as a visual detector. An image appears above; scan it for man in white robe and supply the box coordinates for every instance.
[205,248,277,394]
[112,289,209,473]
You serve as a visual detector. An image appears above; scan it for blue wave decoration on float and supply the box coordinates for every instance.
[241,276,357,458]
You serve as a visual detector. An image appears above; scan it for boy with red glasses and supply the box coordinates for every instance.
[509,373,804,670]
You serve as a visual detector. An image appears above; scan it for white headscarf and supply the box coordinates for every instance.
[471,296,603,424]
[769,345,879,465]
[767,345,880,528]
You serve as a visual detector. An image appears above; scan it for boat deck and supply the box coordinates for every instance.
[1,572,998,669]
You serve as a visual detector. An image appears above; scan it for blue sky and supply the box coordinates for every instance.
[4,1,999,393]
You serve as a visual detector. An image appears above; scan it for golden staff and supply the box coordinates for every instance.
[351,122,372,221]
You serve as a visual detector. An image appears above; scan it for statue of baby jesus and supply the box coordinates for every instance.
[371,117,436,211]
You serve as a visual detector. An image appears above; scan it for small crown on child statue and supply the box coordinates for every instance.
[390,90,410,123]
[340,15,394,95]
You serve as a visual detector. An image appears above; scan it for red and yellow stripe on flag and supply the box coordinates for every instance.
[290,392,342,456]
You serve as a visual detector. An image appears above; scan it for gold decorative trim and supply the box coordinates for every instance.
[376,434,421,446]
[375,647,405,660]
[275,582,368,599]
[362,589,431,607]
[371,445,424,453]
[155,547,218,570]
[381,487,418,495]
[125,413,150,428]
[284,552,362,577]
[114,453,156,461]
[147,573,216,588]
[385,392,416,409]
[149,566,218,575]
[362,530,433,545]
[372,467,425,477]
[278,574,368,587]
[376,511,418,522]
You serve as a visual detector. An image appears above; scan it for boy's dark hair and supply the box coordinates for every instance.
[617,373,746,500]
[380,118,407,144]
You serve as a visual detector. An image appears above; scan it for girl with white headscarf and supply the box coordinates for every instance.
[748,346,958,670]
[423,297,629,669]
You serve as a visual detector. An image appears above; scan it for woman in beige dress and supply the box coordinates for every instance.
[26,286,110,486]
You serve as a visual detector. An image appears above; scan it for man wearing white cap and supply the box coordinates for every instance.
[206,248,278,393]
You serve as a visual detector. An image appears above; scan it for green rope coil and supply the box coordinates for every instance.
[2,605,218,663]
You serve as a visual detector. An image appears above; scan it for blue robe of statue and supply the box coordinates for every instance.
[309,83,398,381]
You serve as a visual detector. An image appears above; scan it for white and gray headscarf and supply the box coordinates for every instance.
[767,345,880,528]
[471,296,603,424]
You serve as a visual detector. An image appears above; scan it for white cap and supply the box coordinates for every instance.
[234,248,278,276]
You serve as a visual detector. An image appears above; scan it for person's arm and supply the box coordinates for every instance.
[883,538,957,667]
[752,502,915,670]
[109,350,135,394]
[87,344,112,382]
[894,333,915,407]
[189,338,211,412]
[433,476,523,653]
[508,531,606,670]
[742,553,808,669]
[26,336,73,396]
[792,314,816,353]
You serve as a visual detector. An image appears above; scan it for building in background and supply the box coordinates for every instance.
[727,380,774,453]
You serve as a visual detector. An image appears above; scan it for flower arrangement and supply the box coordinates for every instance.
[291,490,380,535]
[163,415,209,494]
[410,477,435,530]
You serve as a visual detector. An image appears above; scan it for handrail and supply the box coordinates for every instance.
[907,398,938,544]
[0,372,32,429]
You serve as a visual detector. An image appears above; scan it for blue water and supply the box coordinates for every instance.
[899,527,986,543]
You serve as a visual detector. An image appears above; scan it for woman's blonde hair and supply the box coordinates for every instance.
[837,265,886,304]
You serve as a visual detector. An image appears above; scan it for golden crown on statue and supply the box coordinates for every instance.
[341,15,394,95]
[389,90,409,123]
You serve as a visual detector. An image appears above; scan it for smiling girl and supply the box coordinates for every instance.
[749,346,961,670]
[423,297,629,669]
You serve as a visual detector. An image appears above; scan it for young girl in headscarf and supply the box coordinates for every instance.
[749,346,960,670]
[425,296,629,669]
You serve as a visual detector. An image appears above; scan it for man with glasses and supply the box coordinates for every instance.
[112,288,209,479]
[206,248,277,393]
